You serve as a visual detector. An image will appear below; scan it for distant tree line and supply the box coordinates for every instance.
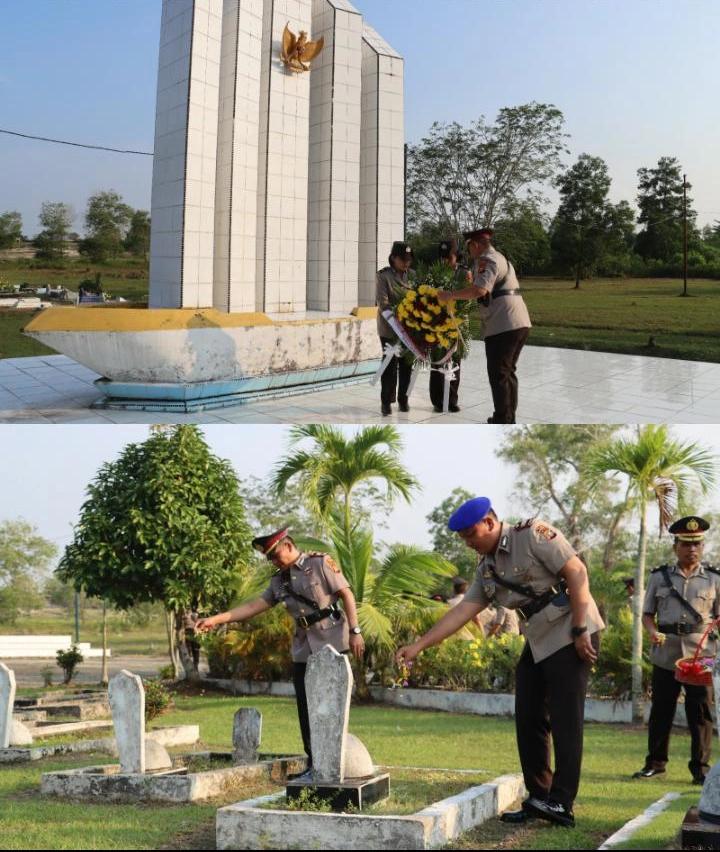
[0,190,150,263]
[406,103,720,281]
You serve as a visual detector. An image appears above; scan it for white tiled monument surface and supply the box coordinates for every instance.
[150,0,404,314]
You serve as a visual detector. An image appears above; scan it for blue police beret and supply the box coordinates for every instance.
[448,497,492,532]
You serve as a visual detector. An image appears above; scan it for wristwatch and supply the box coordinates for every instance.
[571,625,588,638]
[350,626,362,635]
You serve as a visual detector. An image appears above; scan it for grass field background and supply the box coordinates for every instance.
[0,689,701,849]
[1,258,718,363]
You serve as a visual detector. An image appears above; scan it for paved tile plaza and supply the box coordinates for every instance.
[0,346,719,424]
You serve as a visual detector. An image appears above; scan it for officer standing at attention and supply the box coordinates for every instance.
[376,241,416,416]
[396,497,604,828]
[196,527,365,776]
[436,228,531,423]
[633,516,719,785]
[429,238,471,413]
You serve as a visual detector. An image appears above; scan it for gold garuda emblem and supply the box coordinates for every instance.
[687,519,700,531]
[280,22,324,73]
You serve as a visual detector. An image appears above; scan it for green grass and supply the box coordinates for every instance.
[0,692,699,849]
[0,310,58,359]
[0,257,149,302]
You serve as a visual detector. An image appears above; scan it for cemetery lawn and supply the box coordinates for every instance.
[472,277,720,363]
[1,690,699,849]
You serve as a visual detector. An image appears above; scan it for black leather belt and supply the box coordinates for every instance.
[296,605,341,630]
[516,587,567,621]
[658,622,702,636]
[492,289,522,300]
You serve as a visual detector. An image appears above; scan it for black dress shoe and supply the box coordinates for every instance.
[525,797,575,828]
[500,806,536,824]
[449,404,461,413]
[632,767,666,779]
[381,403,392,416]
[398,400,410,412]
[693,775,707,786]
[433,405,444,413]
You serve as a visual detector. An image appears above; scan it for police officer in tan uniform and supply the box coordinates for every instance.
[376,241,416,416]
[634,516,719,785]
[437,228,531,423]
[478,603,520,637]
[396,497,604,828]
[196,527,364,776]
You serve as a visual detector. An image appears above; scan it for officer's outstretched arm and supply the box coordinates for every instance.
[396,600,484,664]
[195,598,271,632]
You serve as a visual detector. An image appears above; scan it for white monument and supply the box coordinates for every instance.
[0,663,17,750]
[26,0,405,412]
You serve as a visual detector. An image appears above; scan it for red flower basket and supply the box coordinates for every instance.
[674,618,720,686]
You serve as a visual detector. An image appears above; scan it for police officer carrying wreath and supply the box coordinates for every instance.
[196,527,364,776]
[396,497,604,828]
[376,241,416,416]
[633,516,719,785]
[436,228,531,423]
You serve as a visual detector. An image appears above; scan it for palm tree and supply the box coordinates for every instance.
[585,425,717,720]
[271,425,419,544]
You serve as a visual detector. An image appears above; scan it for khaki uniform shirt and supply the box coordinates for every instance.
[474,246,531,338]
[463,519,604,662]
[478,605,520,636]
[261,552,350,663]
[375,266,416,339]
[642,562,720,671]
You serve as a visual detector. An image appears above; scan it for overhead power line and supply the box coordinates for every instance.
[0,128,153,156]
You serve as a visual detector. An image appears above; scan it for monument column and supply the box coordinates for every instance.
[256,0,313,314]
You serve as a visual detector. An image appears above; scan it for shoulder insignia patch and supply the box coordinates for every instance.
[533,522,557,542]
[704,563,720,576]
[323,555,341,573]
[514,518,535,531]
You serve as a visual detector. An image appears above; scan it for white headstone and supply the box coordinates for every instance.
[233,707,262,763]
[305,644,352,783]
[108,670,145,774]
[9,719,33,747]
[343,732,374,778]
[0,662,16,749]
[144,737,173,771]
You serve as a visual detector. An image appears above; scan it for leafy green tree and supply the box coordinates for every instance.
[57,426,254,680]
[635,157,695,263]
[35,201,74,259]
[407,103,568,234]
[585,425,717,720]
[493,200,551,275]
[81,190,133,262]
[124,210,150,259]
[550,154,615,287]
[0,519,57,624]
[271,425,418,546]
[0,211,23,249]
[426,488,478,580]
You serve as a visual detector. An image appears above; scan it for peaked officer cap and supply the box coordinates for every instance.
[448,497,493,531]
[463,227,494,241]
[390,241,413,258]
[669,516,709,542]
[252,527,290,556]
[439,238,459,258]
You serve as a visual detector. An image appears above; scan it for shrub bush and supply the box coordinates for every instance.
[55,645,84,684]
[143,678,173,721]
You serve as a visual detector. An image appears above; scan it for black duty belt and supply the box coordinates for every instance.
[492,288,522,300]
[296,604,341,630]
[658,622,703,636]
[516,587,569,622]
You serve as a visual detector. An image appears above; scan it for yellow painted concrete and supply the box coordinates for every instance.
[25,306,377,334]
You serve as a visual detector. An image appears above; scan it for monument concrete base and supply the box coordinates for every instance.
[286,772,390,811]
[24,307,382,411]
[682,806,720,849]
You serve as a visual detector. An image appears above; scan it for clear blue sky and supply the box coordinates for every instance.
[0,425,718,565]
[1,0,719,235]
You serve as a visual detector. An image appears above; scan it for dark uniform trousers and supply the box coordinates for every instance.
[484,327,529,423]
[293,663,313,767]
[379,336,412,407]
[646,664,713,776]
[429,360,461,409]
[515,634,598,810]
